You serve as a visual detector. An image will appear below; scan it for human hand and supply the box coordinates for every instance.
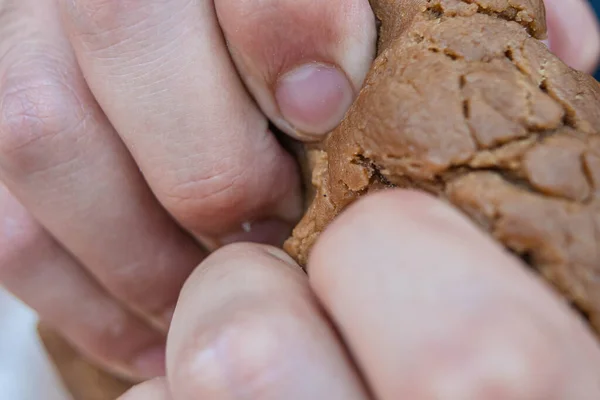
[0,0,376,381]
[119,190,600,400]
[0,0,598,384]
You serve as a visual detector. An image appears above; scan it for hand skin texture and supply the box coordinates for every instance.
[1,0,599,381]
[119,191,600,400]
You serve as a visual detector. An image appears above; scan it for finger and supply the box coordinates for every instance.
[309,190,600,399]
[215,0,376,139]
[0,184,165,380]
[166,243,369,400]
[545,0,600,73]
[118,378,171,400]
[59,0,302,242]
[0,0,204,327]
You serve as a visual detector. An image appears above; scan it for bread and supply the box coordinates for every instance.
[285,0,600,335]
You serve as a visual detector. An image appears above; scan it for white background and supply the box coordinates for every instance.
[0,288,70,400]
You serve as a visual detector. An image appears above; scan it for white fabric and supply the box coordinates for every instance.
[0,288,70,400]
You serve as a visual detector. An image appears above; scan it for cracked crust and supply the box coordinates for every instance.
[284,0,600,333]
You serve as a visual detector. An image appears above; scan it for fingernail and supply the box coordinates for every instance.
[275,63,354,137]
[132,344,166,378]
[221,219,293,247]
[263,246,300,268]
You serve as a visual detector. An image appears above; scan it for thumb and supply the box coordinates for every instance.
[545,0,600,73]
[215,0,376,140]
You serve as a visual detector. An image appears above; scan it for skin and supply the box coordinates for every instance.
[120,191,600,399]
[0,0,599,381]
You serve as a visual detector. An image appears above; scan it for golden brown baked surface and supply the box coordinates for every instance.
[285,0,600,333]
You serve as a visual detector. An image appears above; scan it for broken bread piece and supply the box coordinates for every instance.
[285,0,600,335]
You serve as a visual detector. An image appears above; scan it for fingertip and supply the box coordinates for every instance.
[309,189,486,266]
[216,0,376,140]
[545,0,600,73]
[166,242,366,400]
[307,188,520,307]
[175,242,304,311]
[306,189,600,399]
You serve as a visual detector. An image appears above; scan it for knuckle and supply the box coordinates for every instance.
[176,311,289,398]
[159,132,292,234]
[0,66,86,173]
[160,162,253,230]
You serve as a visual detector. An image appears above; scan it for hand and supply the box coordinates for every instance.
[0,0,376,380]
[119,190,600,400]
[0,0,598,383]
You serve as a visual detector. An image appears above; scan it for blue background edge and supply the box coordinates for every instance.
[590,0,600,78]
